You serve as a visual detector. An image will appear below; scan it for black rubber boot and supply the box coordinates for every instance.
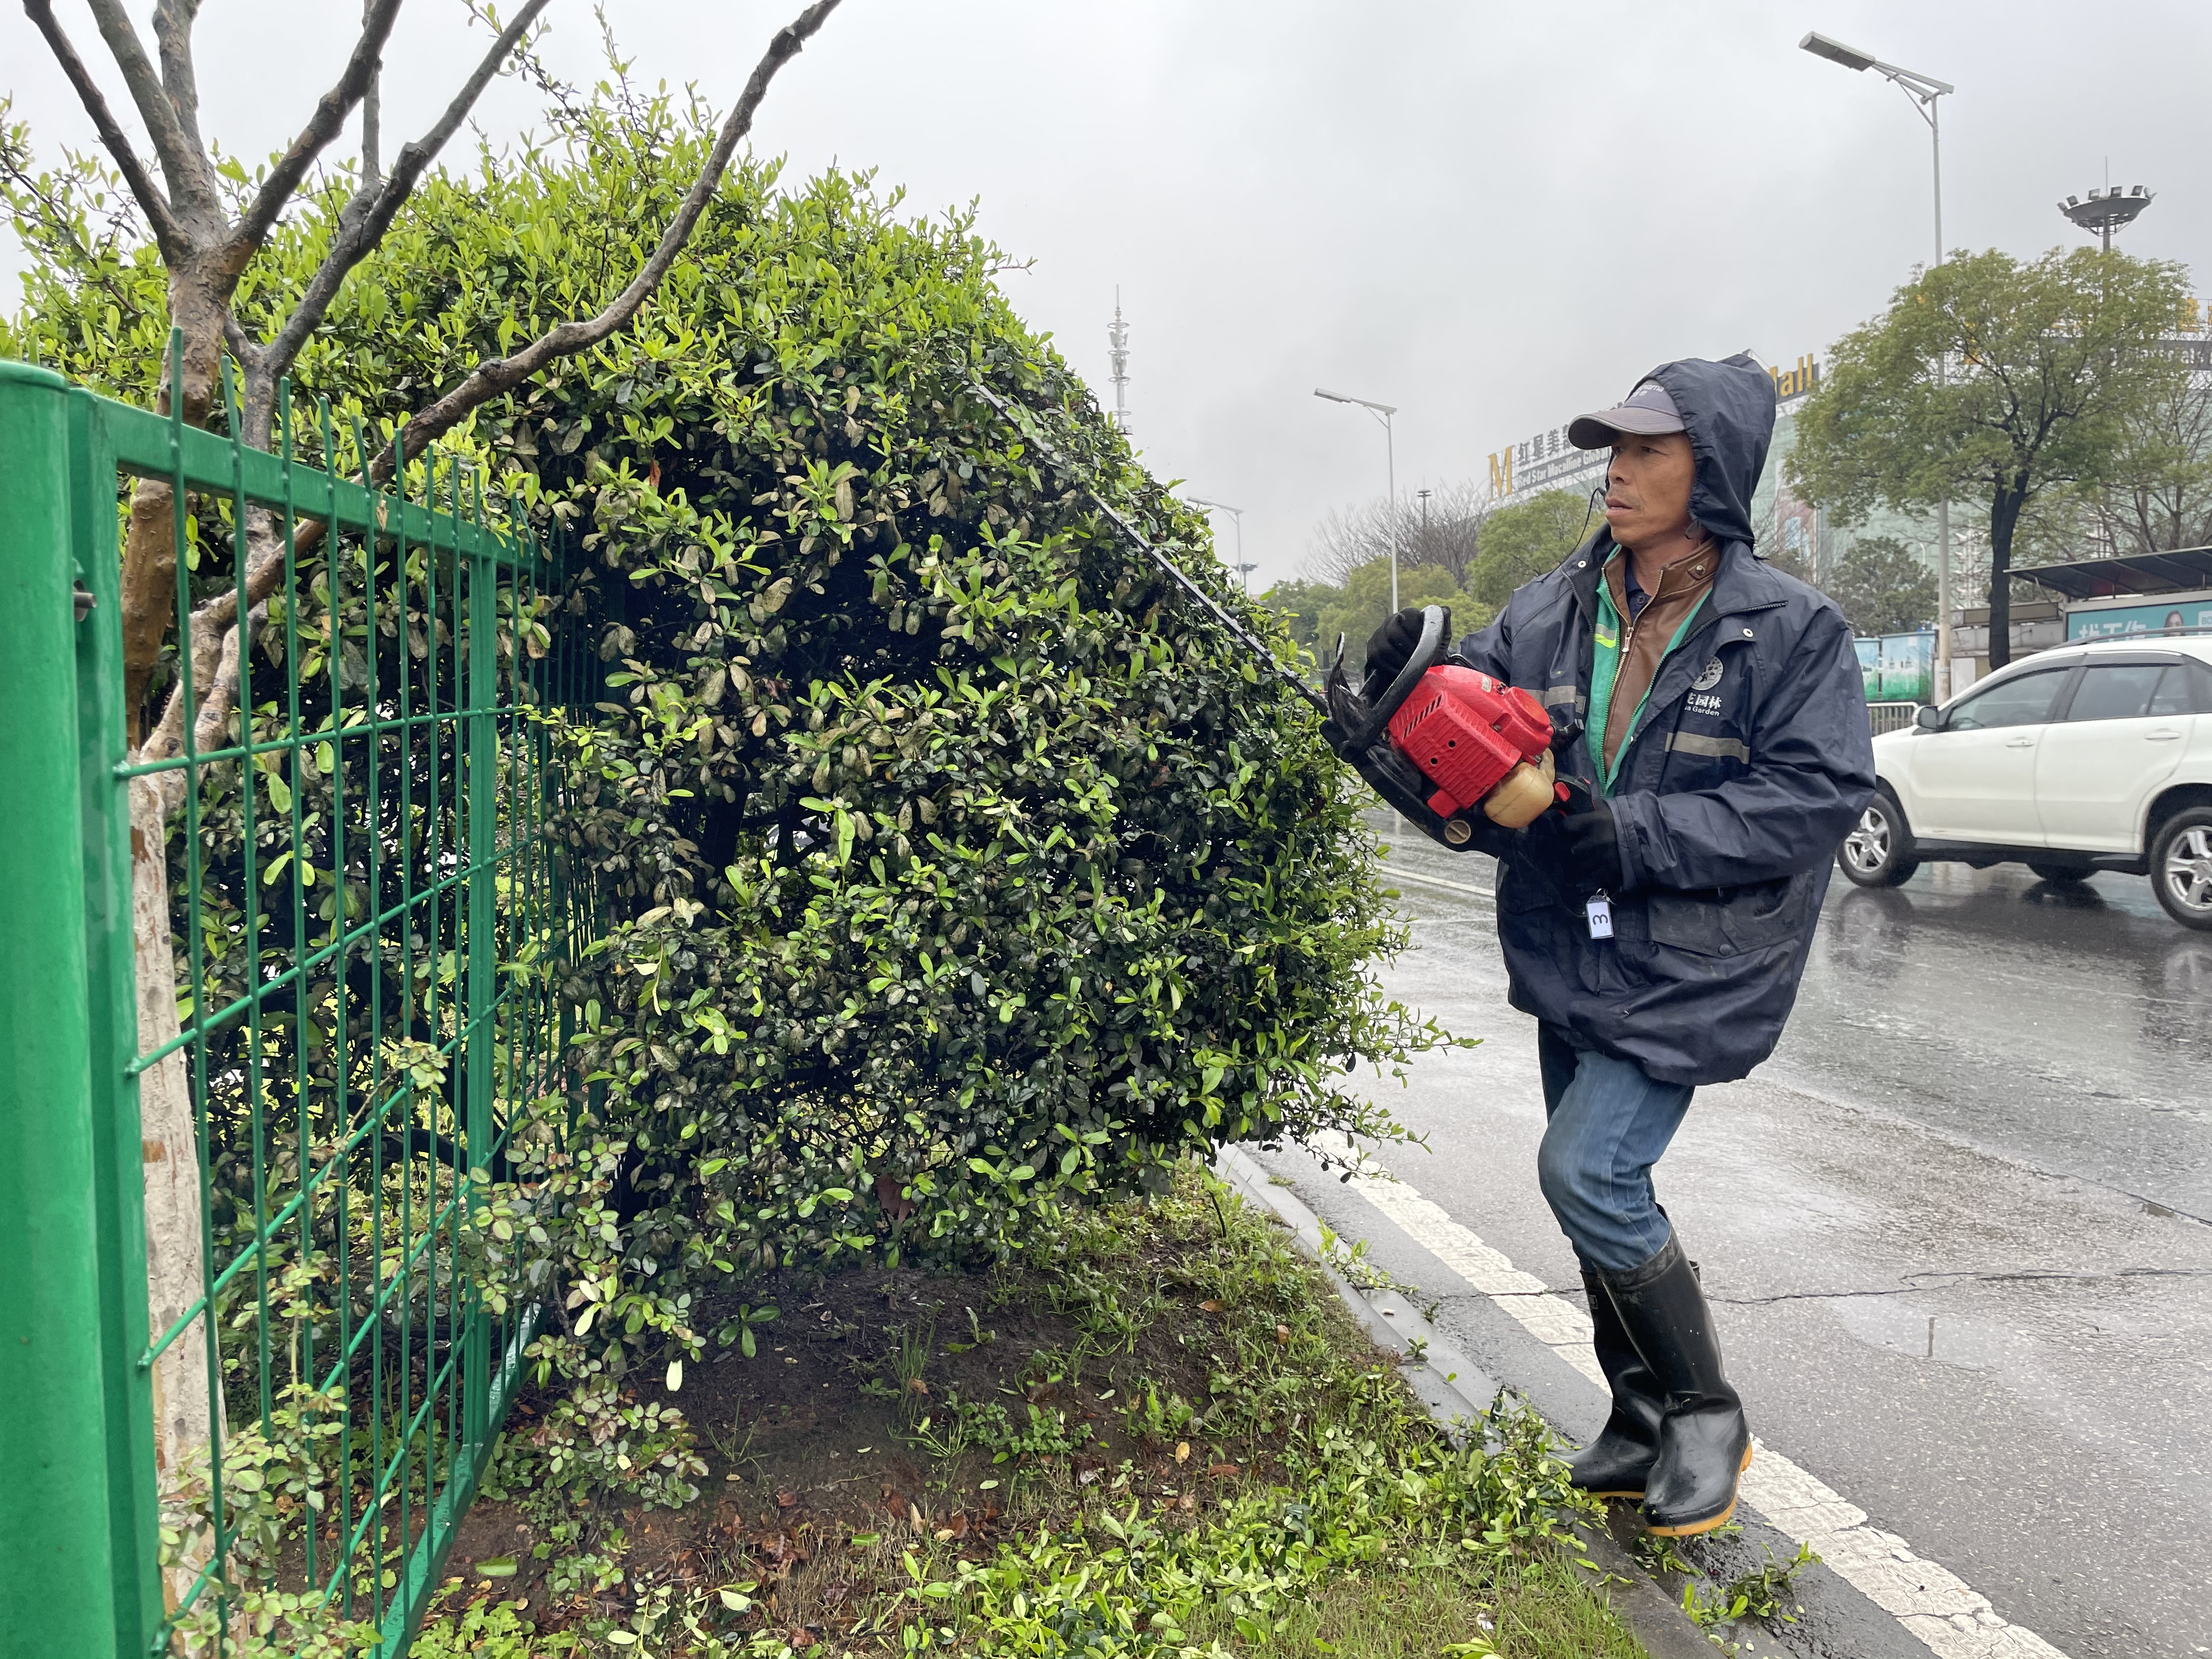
[1568,1261,1663,1499]
[1599,1232,1752,1536]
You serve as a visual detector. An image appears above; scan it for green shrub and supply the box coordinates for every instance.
[7,84,1445,1400]
[482,1367,708,1518]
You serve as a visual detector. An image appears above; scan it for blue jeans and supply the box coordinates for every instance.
[1536,1025,1695,1272]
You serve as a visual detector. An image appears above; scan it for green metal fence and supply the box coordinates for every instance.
[0,340,580,1657]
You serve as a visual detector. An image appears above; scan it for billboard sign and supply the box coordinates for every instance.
[2065,592,2212,641]
[1855,631,1934,703]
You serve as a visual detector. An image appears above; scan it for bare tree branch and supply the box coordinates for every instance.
[77,0,216,221]
[140,0,845,768]
[224,0,407,266]
[359,0,382,183]
[377,0,843,474]
[19,0,187,258]
[150,0,206,160]
[222,311,258,369]
[246,0,555,433]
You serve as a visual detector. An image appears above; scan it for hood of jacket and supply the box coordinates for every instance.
[1639,355,1776,550]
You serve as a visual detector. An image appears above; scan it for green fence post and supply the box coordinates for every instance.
[463,540,496,1454]
[0,361,136,1657]
[71,386,163,1655]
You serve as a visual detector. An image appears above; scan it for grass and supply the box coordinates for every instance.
[411,1163,1651,1658]
[1184,1555,1646,1658]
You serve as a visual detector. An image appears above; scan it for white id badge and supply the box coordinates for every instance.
[1585,895,1614,940]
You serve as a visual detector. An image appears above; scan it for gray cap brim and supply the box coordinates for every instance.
[1567,406,1685,449]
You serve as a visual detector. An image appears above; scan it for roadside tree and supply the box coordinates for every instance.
[1827,536,1937,636]
[2023,362,2212,559]
[1466,487,1593,610]
[1304,479,1489,585]
[1790,247,2188,667]
[1313,558,1481,676]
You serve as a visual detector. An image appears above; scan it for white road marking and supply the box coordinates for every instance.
[1379,867,1496,904]
[1344,1172,2073,1659]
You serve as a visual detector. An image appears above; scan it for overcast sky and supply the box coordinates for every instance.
[6,1,2209,586]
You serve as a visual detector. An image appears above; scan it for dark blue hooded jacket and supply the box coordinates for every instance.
[1456,355,1874,1085]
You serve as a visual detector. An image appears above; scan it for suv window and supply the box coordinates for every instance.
[2149,659,2212,716]
[1944,667,2072,731]
[2066,662,2168,722]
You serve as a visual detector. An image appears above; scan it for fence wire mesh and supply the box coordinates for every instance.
[0,335,584,1658]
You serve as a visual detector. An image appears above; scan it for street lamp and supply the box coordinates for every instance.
[1187,496,1254,594]
[2059,184,2154,252]
[1801,29,1960,699]
[1314,387,1399,611]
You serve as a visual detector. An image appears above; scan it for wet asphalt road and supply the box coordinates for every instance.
[1290,823,2212,1658]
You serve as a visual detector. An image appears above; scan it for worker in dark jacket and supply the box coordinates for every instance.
[1364,354,1874,1535]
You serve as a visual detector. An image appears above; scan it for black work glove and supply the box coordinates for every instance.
[1521,776,1623,896]
[1361,605,1434,697]
[1557,792,1628,898]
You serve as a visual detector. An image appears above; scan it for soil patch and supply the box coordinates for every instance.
[441,1226,1293,1646]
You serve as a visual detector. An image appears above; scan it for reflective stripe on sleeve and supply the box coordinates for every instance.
[1666,731,1750,762]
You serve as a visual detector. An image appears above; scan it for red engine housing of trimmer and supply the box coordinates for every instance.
[1385,665,1554,820]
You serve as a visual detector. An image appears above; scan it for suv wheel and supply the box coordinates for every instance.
[1838,789,1920,889]
[2150,807,2212,932]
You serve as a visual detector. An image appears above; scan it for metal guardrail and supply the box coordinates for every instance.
[1868,700,1921,736]
[0,338,583,1658]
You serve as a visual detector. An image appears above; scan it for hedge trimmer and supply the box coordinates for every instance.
[966,378,1560,850]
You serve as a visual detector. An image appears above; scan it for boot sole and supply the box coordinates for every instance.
[1643,1442,1754,1537]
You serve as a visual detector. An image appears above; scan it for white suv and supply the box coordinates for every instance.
[1838,637,2212,930]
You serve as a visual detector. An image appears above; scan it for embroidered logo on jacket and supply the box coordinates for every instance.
[1691,657,1725,692]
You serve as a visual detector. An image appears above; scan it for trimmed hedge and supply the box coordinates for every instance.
[5,89,1447,1388]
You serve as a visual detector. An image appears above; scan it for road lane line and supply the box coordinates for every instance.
[1344,1171,2073,1659]
[1379,867,1496,903]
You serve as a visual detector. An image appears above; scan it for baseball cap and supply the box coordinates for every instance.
[1566,380,1685,450]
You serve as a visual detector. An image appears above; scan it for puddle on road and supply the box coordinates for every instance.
[1829,1297,2007,1372]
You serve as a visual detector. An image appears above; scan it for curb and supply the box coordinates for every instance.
[1215,1145,1718,1659]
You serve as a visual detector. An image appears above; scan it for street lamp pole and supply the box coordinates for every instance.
[1188,497,1252,594]
[1801,30,1957,698]
[1314,387,1399,612]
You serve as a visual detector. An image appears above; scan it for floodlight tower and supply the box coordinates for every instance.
[1107,289,1132,436]
[2059,184,2154,251]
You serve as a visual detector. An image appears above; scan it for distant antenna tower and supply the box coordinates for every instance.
[1107,288,1132,435]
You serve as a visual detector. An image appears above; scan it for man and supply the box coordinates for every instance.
[1364,356,1874,1535]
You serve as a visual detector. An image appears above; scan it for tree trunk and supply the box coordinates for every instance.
[120,264,229,1607]
[132,774,219,1613]
[120,272,224,741]
[1987,481,2028,671]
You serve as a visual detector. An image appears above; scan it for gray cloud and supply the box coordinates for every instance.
[7,1,2206,584]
